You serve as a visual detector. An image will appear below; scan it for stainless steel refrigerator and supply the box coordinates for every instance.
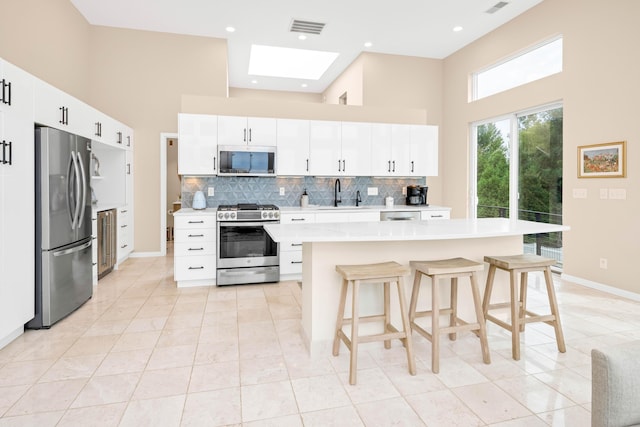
[27,127,93,329]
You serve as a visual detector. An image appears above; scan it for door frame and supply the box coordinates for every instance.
[159,132,178,257]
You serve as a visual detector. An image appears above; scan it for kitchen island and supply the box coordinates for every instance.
[264,218,569,356]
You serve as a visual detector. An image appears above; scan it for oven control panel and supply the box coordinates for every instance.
[216,204,280,222]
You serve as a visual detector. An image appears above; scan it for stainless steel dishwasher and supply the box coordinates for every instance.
[379,210,421,221]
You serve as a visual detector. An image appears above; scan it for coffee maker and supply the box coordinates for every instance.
[406,185,428,205]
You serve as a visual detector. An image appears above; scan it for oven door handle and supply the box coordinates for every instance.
[218,221,278,227]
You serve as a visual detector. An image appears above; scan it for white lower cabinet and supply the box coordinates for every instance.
[117,206,132,264]
[279,212,316,277]
[174,214,216,286]
[421,210,450,220]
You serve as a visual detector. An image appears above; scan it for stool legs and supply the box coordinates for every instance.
[544,266,566,353]
[409,270,490,374]
[483,262,566,361]
[334,276,415,385]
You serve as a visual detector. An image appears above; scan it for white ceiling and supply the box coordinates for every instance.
[70,0,543,94]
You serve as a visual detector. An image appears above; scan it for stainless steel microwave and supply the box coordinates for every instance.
[217,145,276,176]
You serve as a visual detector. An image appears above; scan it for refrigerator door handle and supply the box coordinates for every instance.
[71,151,82,229]
[53,240,92,257]
[67,152,76,228]
[77,151,88,227]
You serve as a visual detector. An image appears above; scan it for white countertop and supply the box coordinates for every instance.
[264,218,569,243]
[173,208,218,216]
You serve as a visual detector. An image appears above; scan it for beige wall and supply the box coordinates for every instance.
[323,54,364,106]
[229,87,323,103]
[88,26,228,253]
[0,0,91,100]
[442,0,639,293]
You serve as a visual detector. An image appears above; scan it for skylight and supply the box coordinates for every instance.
[248,45,339,80]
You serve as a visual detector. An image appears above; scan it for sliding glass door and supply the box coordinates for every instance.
[471,104,564,267]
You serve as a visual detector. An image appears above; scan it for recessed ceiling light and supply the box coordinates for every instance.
[298,34,307,41]
[251,79,258,84]
[453,26,463,32]
[301,83,308,88]
[364,42,373,48]
[248,45,339,80]
[225,26,236,33]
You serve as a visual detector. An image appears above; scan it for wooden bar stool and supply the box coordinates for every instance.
[333,261,416,385]
[482,254,566,361]
[408,258,491,373]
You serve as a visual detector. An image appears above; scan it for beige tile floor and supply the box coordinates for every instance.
[1,246,639,426]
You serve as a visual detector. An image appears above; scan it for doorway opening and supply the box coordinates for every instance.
[159,132,179,257]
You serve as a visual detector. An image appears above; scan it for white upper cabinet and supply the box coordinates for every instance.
[371,123,438,177]
[340,121,371,176]
[178,113,218,175]
[308,120,341,175]
[34,79,92,138]
[218,115,276,146]
[409,125,438,176]
[276,119,310,175]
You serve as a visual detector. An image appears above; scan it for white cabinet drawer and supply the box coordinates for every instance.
[315,212,349,223]
[349,211,380,222]
[174,241,216,256]
[174,228,216,243]
[280,213,315,224]
[421,210,450,220]
[174,215,216,229]
[280,241,303,251]
[280,250,303,275]
[174,255,216,281]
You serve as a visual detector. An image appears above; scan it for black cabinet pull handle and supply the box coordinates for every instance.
[249,128,252,142]
[213,156,216,171]
[117,132,122,144]
[291,261,303,264]
[188,247,204,251]
[188,234,204,237]
[0,79,10,105]
[121,224,128,228]
[188,266,204,270]
[127,163,131,175]
[127,136,131,146]
[95,122,101,137]
[0,79,5,104]
[392,160,396,172]
[59,106,65,124]
[306,159,309,171]
[411,160,414,173]
[243,128,247,142]
[1,140,6,164]
[337,159,341,172]
[342,159,345,172]
[291,243,303,247]
[388,160,391,172]
[7,141,11,165]
[7,81,11,105]
[291,218,305,221]
[64,107,69,125]
[188,220,204,224]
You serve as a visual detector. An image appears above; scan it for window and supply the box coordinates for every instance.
[472,37,563,101]
[471,104,564,268]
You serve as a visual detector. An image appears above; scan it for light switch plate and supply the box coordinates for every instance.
[208,187,214,197]
[367,187,378,196]
[609,188,626,200]
[279,187,285,196]
[572,188,587,199]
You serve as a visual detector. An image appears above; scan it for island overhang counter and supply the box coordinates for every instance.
[264,218,569,356]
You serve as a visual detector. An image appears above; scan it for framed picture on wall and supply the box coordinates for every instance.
[578,141,627,178]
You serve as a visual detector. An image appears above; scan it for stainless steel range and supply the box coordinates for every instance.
[216,203,280,286]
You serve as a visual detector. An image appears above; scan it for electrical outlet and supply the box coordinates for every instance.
[279,187,285,196]
[208,187,214,197]
[367,187,378,196]
[600,188,608,199]
[572,188,587,199]
[600,258,608,269]
[402,187,407,196]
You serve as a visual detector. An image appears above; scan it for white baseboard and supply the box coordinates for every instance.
[561,273,640,302]
[129,251,164,258]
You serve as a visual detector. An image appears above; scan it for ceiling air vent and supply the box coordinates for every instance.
[486,1,509,14]
[290,19,325,35]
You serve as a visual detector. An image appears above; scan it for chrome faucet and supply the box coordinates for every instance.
[334,178,342,207]
[356,190,362,207]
